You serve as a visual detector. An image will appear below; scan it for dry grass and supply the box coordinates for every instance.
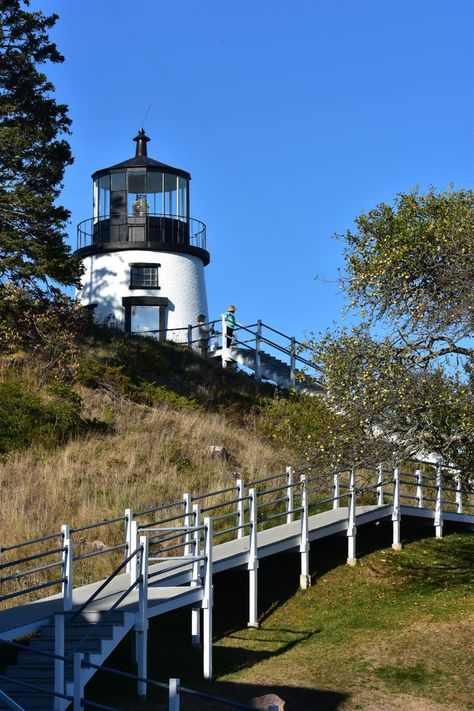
[0,386,290,573]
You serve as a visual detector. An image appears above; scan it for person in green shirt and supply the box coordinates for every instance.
[224,305,236,348]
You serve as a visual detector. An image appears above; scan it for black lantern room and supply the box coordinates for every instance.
[76,130,209,265]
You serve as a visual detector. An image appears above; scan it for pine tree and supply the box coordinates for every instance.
[0,0,81,292]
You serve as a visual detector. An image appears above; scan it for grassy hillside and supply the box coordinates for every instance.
[0,329,301,549]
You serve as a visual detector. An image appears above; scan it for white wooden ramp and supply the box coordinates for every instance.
[0,461,473,709]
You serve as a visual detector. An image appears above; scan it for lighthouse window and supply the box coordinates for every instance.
[98,175,110,218]
[130,263,160,289]
[146,172,164,214]
[178,177,188,219]
[111,171,126,191]
[128,171,147,215]
[163,173,177,216]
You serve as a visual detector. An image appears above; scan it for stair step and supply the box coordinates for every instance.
[63,610,124,624]
[30,637,103,653]
[40,623,116,639]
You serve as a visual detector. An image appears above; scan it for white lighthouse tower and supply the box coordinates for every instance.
[75,130,209,340]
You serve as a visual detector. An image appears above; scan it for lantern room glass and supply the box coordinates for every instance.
[93,170,188,221]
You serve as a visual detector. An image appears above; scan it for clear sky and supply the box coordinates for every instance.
[30,0,474,340]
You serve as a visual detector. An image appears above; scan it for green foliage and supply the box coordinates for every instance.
[0,285,87,378]
[0,379,98,453]
[340,186,474,365]
[257,391,338,461]
[0,0,81,290]
[308,326,474,468]
[77,359,200,411]
[304,186,474,469]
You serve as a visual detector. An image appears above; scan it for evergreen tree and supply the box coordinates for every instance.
[0,0,81,292]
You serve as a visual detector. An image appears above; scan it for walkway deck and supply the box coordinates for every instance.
[1,502,471,642]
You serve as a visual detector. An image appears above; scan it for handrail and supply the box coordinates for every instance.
[0,675,73,703]
[68,546,141,624]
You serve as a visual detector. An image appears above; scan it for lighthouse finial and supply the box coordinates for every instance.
[133,128,150,157]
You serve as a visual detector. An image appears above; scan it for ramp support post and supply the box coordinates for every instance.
[346,467,357,565]
[286,466,294,523]
[221,315,228,368]
[248,488,259,628]
[455,474,463,514]
[183,493,193,556]
[54,613,64,711]
[416,469,423,508]
[125,508,134,573]
[73,653,84,711]
[290,336,296,387]
[237,478,245,538]
[191,503,202,647]
[333,469,340,510]
[255,320,262,381]
[61,524,73,611]
[392,460,402,550]
[300,474,311,588]
[136,536,149,697]
[202,517,213,679]
[435,457,443,538]
[169,678,180,711]
[376,463,384,506]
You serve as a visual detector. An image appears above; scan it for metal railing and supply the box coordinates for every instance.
[2,460,473,609]
[1,458,474,709]
[128,315,322,387]
[77,214,207,251]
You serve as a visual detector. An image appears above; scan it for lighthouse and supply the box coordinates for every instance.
[75,130,209,340]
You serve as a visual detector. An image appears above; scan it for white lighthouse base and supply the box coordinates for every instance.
[77,249,208,342]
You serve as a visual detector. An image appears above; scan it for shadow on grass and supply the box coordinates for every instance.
[87,674,349,711]
[85,525,473,710]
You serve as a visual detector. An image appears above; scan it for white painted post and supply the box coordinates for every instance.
[286,466,294,523]
[61,525,73,612]
[187,324,193,349]
[191,503,201,647]
[416,469,424,508]
[435,457,443,538]
[137,536,149,697]
[54,614,64,711]
[221,314,228,368]
[168,678,180,711]
[130,520,139,586]
[125,508,134,573]
[202,517,213,680]
[392,462,402,550]
[247,488,259,628]
[72,653,84,711]
[299,474,311,589]
[255,320,262,382]
[290,337,296,387]
[333,470,340,510]
[347,467,357,565]
[376,464,384,506]
[455,474,463,514]
[183,493,192,556]
[236,478,245,539]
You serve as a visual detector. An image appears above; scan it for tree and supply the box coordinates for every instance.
[341,187,474,367]
[307,187,474,470]
[308,327,474,470]
[0,0,81,292]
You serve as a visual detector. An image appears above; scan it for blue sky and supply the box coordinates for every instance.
[30,0,474,340]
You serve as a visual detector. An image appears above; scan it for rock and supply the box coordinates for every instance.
[248,693,285,710]
[204,445,229,460]
[90,539,108,551]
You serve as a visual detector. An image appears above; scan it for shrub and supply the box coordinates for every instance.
[0,379,105,453]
